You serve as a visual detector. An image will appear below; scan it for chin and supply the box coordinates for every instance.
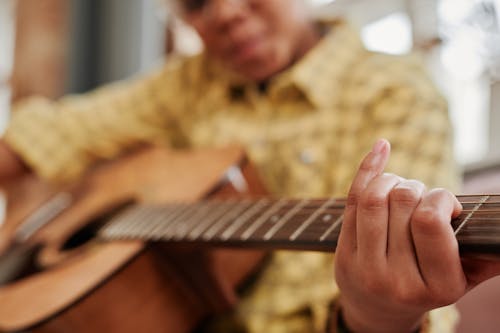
[237,60,287,81]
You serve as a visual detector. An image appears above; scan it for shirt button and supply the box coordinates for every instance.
[299,149,316,164]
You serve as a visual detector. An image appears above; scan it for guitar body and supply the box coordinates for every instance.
[0,146,267,333]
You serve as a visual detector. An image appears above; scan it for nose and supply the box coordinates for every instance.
[206,0,245,27]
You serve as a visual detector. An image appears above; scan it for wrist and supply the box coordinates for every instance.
[338,299,426,333]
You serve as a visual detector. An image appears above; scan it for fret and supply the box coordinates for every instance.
[168,202,214,240]
[454,195,489,235]
[263,199,309,240]
[289,198,337,241]
[149,203,198,241]
[319,214,344,242]
[453,196,500,250]
[201,201,253,240]
[131,206,168,238]
[187,202,236,240]
[113,205,163,237]
[220,199,269,240]
[244,201,305,241]
[291,201,346,243]
[100,206,138,238]
[240,199,288,240]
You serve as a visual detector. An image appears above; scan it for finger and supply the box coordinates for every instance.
[452,195,463,218]
[388,180,426,267]
[338,139,391,251]
[357,173,402,263]
[411,189,466,298]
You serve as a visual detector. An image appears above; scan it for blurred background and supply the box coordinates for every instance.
[1,0,500,167]
[1,0,500,331]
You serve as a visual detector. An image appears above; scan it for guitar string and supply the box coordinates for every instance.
[103,197,500,242]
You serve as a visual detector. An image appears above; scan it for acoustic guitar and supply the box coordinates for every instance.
[0,146,499,333]
[0,146,267,333]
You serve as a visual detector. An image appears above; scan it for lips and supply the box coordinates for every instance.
[229,36,264,66]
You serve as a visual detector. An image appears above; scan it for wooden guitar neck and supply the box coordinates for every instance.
[100,195,500,255]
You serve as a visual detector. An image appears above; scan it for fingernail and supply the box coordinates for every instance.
[372,139,386,154]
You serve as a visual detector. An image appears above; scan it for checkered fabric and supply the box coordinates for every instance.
[3,21,460,333]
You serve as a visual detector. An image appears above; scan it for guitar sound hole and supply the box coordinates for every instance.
[61,199,135,252]
[61,221,102,251]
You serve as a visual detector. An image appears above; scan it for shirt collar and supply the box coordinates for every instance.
[205,20,366,109]
[286,20,366,109]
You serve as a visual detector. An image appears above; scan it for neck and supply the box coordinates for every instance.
[294,21,323,62]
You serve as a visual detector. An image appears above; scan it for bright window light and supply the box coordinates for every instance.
[0,0,15,136]
[361,12,413,55]
[309,0,336,6]
[438,0,475,26]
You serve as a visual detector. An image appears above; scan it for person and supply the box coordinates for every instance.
[1,0,499,332]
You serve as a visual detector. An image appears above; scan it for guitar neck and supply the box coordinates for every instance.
[99,195,500,254]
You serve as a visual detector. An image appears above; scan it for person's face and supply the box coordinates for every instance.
[177,0,314,81]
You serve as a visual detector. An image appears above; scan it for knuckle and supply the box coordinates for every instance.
[359,157,374,173]
[388,278,426,306]
[428,188,457,208]
[429,187,454,199]
[411,208,444,234]
[392,286,423,305]
[346,191,360,208]
[360,190,388,211]
[390,186,421,207]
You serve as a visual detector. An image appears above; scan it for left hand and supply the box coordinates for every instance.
[334,139,466,333]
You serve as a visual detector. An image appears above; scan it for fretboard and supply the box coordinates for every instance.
[99,195,500,254]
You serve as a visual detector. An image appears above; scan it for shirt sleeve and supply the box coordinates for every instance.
[3,58,190,182]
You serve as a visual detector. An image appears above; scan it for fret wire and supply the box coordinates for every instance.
[263,199,310,240]
[149,203,196,240]
[202,200,253,240]
[102,206,141,237]
[220,199,269,240]
[240,199,288,240]
[454,195,489,235]
[115,205,162,237]
[187,202,236,240]
[180,202,225,240]
[169,201,214,240]
[134,206,167,238]
[149,203,192,240]
[138,203,185,240]
[289,198,336,241]
[319,214,344,241]
[188,202,233,240]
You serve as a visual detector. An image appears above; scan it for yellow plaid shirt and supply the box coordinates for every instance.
[4,22,460,333]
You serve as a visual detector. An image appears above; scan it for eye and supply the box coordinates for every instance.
[182,0,207,13]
